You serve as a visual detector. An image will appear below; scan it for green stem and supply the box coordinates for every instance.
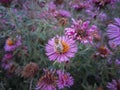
[29,78,33,90]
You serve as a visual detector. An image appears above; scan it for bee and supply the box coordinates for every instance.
[54,37,63,54]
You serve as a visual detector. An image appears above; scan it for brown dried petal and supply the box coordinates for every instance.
[22,62,39,78]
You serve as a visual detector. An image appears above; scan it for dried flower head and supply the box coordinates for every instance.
[97,87,104,90]
[54,0,64,5]
[22,62,39,78]
[58,18,68,26]
[97,45,109,57]
[92,0,111,7]
[93,34,101,42]
[36,69,57,90]
[7,63,17,75]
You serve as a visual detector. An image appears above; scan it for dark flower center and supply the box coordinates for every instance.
[98,46,108,55]
[76,29,88,38]
[39,70,56,86]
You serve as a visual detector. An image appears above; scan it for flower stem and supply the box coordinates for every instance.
[29,78,33,90]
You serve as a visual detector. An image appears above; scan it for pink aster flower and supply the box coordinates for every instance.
[115,59,120,65]
[98,12,107,21]
[57,70,74,89]
[107,18,120,46]
[1,59,13,70]
[36,69,57,90]
[2,53,13,60]
[48,1,57,11]
[46,1,58,17]
[64,28,76,39]
[1,53,13,70]
[4,36,22,52]
[65,18,98,44]
[107,79,120,90]
[45,36,77,63]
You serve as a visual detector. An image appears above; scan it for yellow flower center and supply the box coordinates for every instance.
[61,41,69,53]
[54,38,69,54]
[6,38,14,46]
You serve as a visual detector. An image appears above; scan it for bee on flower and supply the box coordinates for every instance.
[45,36,77,63]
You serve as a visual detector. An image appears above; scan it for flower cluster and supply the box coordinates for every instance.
[1,36,22,76]
[4,37,22,52]
[36,69,74,90]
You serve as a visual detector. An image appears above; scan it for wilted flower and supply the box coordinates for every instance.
[57,70,74,89]
[97,45,110,57]
[22,62,39,78]
[36,69,57,90]
[92,45,110,59]
[107,79,120,90]
[97,87,104,90]
[45,36,77,63]
[54,0,64,5]
[58,17,68,26]
[92,0,110,7]
[4,37,22,52]
[7,63,17,75]
[91,0,119,9]
[107,18,120,46]
[93,34,101,42]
